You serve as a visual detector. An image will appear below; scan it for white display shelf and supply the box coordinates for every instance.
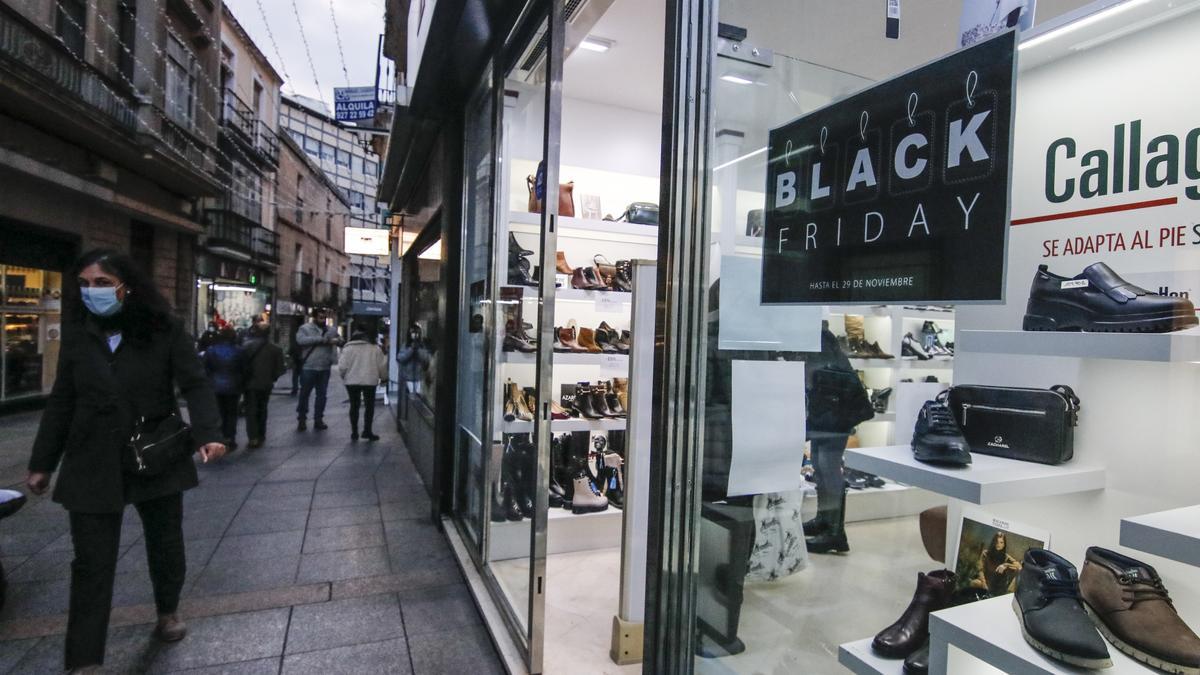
[509,211,659,241]
[866,411,896,423]
[830,306,956,322]
[1120,505,1200,568]
[488,505,623,561]
[957,328,1200,362]
[501,351,628,366]
[930,594,1146,674]
[511,284,634,303]
[502,417,627,434]
[844,445,1106,505]
[838,638,905,675]
[850,358,954,369]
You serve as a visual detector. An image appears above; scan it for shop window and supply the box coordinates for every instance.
[55,0,86,56]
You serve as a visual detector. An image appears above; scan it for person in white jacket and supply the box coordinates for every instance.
[337,325,389,441]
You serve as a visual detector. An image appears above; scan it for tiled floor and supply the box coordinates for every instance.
[0,376,503,674]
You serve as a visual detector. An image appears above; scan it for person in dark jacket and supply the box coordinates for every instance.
[203,327,244,450]
[25,249,226,673]
[241,323,286,448]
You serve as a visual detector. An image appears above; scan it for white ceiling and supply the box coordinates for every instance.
[562,0,666,115]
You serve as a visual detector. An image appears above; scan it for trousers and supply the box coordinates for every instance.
[65,493,185,669]
[346,385,376,434]
[810,431,850,530]
[297,369,331,422]
[216,393,240,441]
[243,388,271,441]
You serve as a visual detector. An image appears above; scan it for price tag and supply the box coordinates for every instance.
[594,294,625,313]
[600,354,627,375]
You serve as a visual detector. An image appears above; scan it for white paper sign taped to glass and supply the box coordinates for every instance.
[761,30,1017,305]
[726,360,806,497]
[334,86,377,122]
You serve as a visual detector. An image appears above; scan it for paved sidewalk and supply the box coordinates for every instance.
[0,378,502,674]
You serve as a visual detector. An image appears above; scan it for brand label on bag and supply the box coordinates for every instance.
[761,31,1016,304]
[1060,279,1089,289]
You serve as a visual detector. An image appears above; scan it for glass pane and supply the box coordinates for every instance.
[455,67,496,552]
[485,16,552,637]
[694,1,1200,673]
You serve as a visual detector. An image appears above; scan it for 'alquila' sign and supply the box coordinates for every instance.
[762,30,1017,304]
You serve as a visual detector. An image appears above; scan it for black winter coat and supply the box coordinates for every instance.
[28,317,222,513]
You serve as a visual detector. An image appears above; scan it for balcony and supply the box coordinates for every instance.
[220,91,278,167]
[252,228,280,266]
[291,271,314,306]
[211,190,261,226]
[203,210,253,257]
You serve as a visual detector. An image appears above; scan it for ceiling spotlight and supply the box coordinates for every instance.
[579,37,614,52]
[720,74,754,85]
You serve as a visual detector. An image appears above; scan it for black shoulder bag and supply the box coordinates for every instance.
[122,349,194,476]
[807,366,874,434]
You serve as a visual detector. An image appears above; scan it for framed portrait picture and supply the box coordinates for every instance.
[951,507,1050,598]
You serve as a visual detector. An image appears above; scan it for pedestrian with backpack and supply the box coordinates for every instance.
[338,324,388,441]
[240,323,287,448]
[203,327,245,451]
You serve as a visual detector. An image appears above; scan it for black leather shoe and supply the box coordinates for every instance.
[1024,263,1198,333]
[802,517,830,537]
[805,530,849,554]
[1014,549,1113,669]
[911,394,972,466]
[902,639,929,674]
[872,570,956,658]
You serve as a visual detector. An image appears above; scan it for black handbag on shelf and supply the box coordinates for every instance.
[610,202,658,225]
[806,366,874,434]
[947,384,1080,465]
[123,410,194,476]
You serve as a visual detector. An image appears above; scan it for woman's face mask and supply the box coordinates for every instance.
[81,285,125,317]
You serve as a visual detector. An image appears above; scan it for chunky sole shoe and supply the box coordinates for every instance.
[805,532,849,554]
[1024,301,1198,333]
[1013,598,1114,669]
[1085,605,1199,675]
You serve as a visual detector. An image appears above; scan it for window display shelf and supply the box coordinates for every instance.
[502,418,627,434]
[866,411,896,423]
[511,284,633,304]
[850,358,954,369]
[1119,505,1200,568]
[844,445,1106,505]
[509,211,659,241]
[488,506,623,561]
[838,638,905,675]
[501,351,628,367]
[930,594,1147,674]
[957,328,1200,362]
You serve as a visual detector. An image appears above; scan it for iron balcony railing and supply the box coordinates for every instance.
[221,91,279,166]
[292,271,314,306]
[203,210,253,255]
[255,120,279,164]
[221,91,255,141]
[0,3,138,133]
[211,190,261,225]
[251,227,279,265]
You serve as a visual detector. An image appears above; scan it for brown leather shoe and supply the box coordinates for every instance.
[872,570,956,658]
[1081,547,1200,674]
[155,613,187,642]
[556,251,573,275]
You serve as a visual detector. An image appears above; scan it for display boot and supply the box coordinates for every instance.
[578,327,604,353]
[590,385,616,417]
[507,381,534,422]
[1015,549,1113,669]
[614,260,634,291]
[871,570,957,658]
[903,639,930,675]
[509,232,534,257]
[805,490,849,554]
[504,437,534,520]
[613,377,629,411]
[601,452,625,508]
[555,251,573,275]
[1080,546,1200,674]
[844,314,868,354]
[570,476,609,514]
[595,322,622,353]
[503,320,537,353]
[617,330,632,353]
[556,322,587,352]
[573,384,603,419]
[604,384,627,417]
[508,253,537,287]
[549,435,569,508]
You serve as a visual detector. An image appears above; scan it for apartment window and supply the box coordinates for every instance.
[295,175,304,224]
[252,81,264,119]
[348,191,366,211]
[56,0,86,56]
[288,129,303,144]
[326,198,332,240]
[116,0,136,81]
[165,36,197,127]
[320,143,336,163]
[335,148,351,169]
[303,136,320,156]
[365,160,379,177]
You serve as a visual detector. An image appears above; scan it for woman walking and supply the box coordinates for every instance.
[240,322,286,449]
[25,249,225,673]
[203,327,245,451]
[338,325,388,441]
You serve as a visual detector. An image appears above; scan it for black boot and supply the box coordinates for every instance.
[807,489,849,554]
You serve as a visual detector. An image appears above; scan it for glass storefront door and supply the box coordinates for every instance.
[1,265,63,403]
[651,0,1200,673]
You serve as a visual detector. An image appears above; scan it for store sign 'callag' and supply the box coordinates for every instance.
[762,30,1017,304]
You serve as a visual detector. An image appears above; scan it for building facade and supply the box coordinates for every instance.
[193,6,284,335]
[273,132,351,348]
[0,0,224,408]
[279,96,391,331]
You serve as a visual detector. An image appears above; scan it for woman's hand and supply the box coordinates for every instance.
[198,442,227,463]
[26,471,51,496]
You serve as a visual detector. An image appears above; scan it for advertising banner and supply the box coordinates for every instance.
[761,31,1017,305]
[334,86,377,122]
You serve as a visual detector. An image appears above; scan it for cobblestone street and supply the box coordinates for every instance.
[0,381,501,674]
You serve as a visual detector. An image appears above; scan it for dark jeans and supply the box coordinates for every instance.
[216,393,240,442]
[811,431,850,530]
[290,359,302,394]
[244,388,271,441]
[66,493,185,669]
[346,385,376,434]
[297,369,331,422]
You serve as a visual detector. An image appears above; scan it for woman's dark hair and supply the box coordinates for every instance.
[985,532,1008,564]
[66,249,174,342]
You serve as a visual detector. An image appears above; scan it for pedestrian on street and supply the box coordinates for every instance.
[295,309,340,431]
[240,322,287,449]
[397,322,430,396]
[338,324,388,441]
[203,327,245,451]
[24,249,226,674]
[287,322,302,395]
